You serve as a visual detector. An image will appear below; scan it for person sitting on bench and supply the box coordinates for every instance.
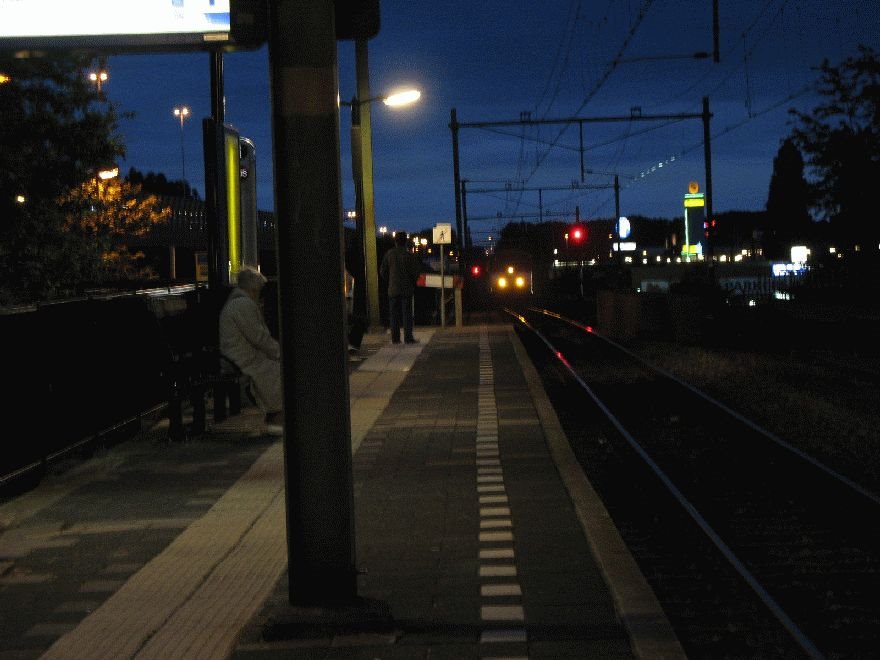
[219,267,283,433]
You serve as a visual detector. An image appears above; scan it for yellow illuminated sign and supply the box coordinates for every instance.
[684,194,705,208]
[225,131,241,281]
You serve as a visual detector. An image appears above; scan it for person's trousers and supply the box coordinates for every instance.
[389,294,414,343]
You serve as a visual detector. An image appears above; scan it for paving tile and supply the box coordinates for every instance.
[2,329,650,660]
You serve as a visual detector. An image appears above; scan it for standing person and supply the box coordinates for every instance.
[219,267,283,432]
[380,231,420,344]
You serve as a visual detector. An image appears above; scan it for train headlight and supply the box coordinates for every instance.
[497,277,508,289]
[515,276,525,288]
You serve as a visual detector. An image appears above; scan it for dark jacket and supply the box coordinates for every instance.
[380,245,420,297]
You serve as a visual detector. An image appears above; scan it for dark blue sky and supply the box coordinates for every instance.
[105,1,879,243]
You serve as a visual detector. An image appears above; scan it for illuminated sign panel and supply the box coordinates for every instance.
[0,0,231,50]
[225,128,241,281]
[682,191,705,259]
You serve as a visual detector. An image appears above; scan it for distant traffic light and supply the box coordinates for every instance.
[570,224,586,244]
[471,265,482,277]
[704,218,717,239]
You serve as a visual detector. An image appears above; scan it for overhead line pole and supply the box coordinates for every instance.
[450,109,464,260]
[460,178,469,253]
[615,175,622,267]
[702,96,714,259]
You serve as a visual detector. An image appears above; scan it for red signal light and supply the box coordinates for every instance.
[471,265,482,277]
[570,225,586,243]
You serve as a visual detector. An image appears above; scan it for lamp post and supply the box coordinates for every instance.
[342,42,420,331]
[88,70,108,94]
[173,106,190,181]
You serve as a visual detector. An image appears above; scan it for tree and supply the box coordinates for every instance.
[0,54,126,304]
[790,46,880,252]
[60,175,170,282]
[765,138,812,258]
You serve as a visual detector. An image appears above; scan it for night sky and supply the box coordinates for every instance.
[101,1,879,243]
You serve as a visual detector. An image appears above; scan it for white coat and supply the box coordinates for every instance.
[218,288,282,413]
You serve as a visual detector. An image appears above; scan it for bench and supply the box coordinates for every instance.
[165,346,256,441]
[150,288,257,441]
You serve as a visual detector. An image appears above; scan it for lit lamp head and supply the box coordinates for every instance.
[382,89,421,108]
[173,106,191,125]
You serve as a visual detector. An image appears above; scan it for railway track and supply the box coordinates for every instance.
[508,306,880,659]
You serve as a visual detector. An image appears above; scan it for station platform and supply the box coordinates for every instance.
[0,325,683,659]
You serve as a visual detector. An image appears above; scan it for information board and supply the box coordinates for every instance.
[0,0,232,50]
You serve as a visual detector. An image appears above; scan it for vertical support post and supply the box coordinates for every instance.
[615,175,622,268]
[579,121,585,182]
[205,51,226,290]
[203,120,223,290]
[440,248,446,328]
[350,101,369,332]
[538,188,543,223]
[450,108,463,261]
[268,0,356,605]
[169,245,177,280]
[702,96,714,260]
[210,50,225,122]
[355,39,381,330]
[460,179,469,257]
[178,117,187,182]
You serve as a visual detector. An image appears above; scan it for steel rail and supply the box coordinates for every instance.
[506,307,826,660]
[533,307,880,507]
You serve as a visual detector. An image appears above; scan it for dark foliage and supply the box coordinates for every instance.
[790,46,880,252]
[0,55,125,304]
[765,138,812,258]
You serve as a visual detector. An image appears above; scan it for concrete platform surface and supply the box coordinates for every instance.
[0,325,683,659]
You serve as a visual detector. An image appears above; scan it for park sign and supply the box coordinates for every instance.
[0,0,266,53]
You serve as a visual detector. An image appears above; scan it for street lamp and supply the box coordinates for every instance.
[342,43,420,331]
[172,106,190,181]
[381,89,421,107]
[88,70,108,94]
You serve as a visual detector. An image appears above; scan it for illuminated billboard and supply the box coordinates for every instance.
[682,186,705,260]
[0,0,233,51]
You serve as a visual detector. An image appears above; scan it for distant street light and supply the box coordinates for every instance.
[0,73,11,85]
[88,70,108,94]
[173,106,191,182]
